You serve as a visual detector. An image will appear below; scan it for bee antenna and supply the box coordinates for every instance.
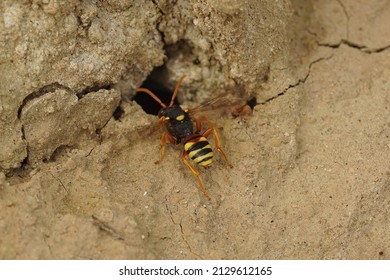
[135,88,167,108]
[169,75,185,107]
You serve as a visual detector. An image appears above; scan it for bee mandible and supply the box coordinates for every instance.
[135,75,235,199]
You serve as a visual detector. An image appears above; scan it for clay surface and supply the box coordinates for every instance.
[0,0,389,259]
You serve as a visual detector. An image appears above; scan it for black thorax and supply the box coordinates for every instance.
[158,105,194,144]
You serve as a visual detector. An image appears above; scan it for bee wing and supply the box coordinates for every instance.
[188,95,247,126]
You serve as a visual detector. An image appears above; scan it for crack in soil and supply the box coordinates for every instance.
[164,199,202,259]
[256,0,389,107]
[179,222,202,259]
[152,0,166,15]
[42,233,54,258]
[260,54,334,105]
[17,83,72,119]
[152,0,169,45]
[307,1,390,55]
[15,82,115,170]
[308,31,390,54]
[18,83,114,120]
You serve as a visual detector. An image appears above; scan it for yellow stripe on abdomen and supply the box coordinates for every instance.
[184,137,214,167]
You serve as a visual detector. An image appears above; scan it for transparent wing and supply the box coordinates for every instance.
[188,95,248,126]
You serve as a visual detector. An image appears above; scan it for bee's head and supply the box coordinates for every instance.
[158,105,188,122]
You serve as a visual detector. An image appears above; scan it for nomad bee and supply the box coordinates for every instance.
[136,76,244,199]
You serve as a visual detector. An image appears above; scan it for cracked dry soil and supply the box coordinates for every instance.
[1,1,389,259]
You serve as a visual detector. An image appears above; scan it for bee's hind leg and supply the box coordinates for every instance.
[203,127,233,168]
[181,150,210,200]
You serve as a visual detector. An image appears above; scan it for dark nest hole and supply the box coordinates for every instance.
[132,66,180,116]
[133,69,258,117]
[132,39,256,116]
[132,40,197,116]
[246,96,257,109]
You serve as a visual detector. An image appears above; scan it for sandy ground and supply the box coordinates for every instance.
[0,1,389,259]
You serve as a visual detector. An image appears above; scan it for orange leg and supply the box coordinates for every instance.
[155,132,175,164]
[182,150,210,200]
[194,118,202,133]
[203,127,233,168]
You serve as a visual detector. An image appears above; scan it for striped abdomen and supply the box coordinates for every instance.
[184,136,213,167]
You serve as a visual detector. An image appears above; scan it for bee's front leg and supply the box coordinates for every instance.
[155,132,175,164]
